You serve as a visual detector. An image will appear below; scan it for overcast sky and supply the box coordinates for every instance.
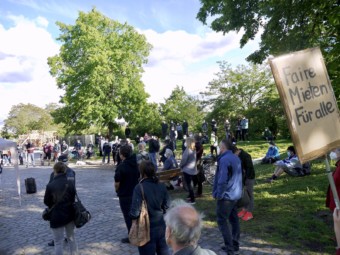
[0,0,260,126]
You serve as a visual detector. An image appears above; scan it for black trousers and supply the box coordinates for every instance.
[119,196,132,235]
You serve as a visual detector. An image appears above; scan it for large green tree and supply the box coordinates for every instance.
[160,86,205,132]
[197,0,340,103]
[3,103,55,136]
[202,62,285,138]
[48,8,152,138]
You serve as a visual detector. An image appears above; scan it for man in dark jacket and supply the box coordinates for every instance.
[102,139,112,164]
[161,121,168,139]
[47,161,76,247]
[114,145,140,243]
[148,136,160,171]
[193,135,204,197]
[233,146,255,221]
[125,126,131,138]
[182,120,189,136]
[44,162,78,254]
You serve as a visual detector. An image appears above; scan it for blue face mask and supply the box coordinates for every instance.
[287,151,291,157]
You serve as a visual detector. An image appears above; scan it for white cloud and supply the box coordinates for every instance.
[140,28,257,103]
[0,15,62,124]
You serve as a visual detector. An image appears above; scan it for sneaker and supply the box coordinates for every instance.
[242,211,253,221]
[237,209,246,218]
[188,201,196,205]
[48,240,54,246]
[121,237,130,243]
[221,246,240,254]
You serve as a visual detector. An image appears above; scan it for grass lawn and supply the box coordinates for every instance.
[170,139,336,254]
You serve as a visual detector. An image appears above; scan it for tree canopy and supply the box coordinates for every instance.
[48,8,152,138]
[3,103,56,136]
[197,0,340,103]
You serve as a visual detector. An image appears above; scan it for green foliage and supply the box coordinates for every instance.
[3,103,56,136]
[131,102,162,137]
[202,62,285,138]
[197,0,340,107]
[48,8,152,137]
[160,86,205,133]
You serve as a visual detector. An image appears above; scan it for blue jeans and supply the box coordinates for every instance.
[148,152,158,171]
[216,199,240,254]
[138,223,169,255]
[102,151,110,163]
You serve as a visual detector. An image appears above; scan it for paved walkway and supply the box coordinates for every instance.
[0,163,303,255]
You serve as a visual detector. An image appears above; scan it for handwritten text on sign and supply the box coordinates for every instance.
[282,66,335,125]
[269,47,340,163]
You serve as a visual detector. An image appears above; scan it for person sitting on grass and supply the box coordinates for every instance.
[266,146,302,183]
[261,141,280,164]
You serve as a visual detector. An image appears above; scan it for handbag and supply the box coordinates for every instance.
[42,184,68,221]
[129,184,150,246]
[236,186,250,209]
[73,191,91,228]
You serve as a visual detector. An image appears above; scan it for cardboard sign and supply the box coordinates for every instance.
[269,47,340,163]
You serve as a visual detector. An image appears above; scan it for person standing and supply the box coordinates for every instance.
[161,121,169,139]
[176,123,183,140]
[164,200,217,255]
[130,161,170,255]
[43,141,53,166]
[224,119,231,140]
[233,146,255,221]
[149,136,160,171]
[182,120,188,136]
[44,162,78,255]
[169,127,178,151]
[213,139,242,254]
[240,116,249,141]
[61,141,69,156]
[180,137,197,204]
[102,139,112,164]
[114,145,140,243]
[125,126,131,139]
[210,132,218,157]
[235,119,242,142]
[193,135,204,197]
[211,119,217,134]
[26,139,35,167]
[202,120,208,134]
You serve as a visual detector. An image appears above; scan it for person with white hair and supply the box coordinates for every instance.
[164,200,216,255]
[163,149,178,171]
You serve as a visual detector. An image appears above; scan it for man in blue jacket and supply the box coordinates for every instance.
[213,139,242,255]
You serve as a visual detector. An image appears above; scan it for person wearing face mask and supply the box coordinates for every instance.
[326,148,340,212]
[261,141,280,164]
[266,146,303,183]
[262,127,273,141]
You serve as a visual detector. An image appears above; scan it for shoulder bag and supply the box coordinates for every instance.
[73,191,91,228]
[129,183,150,246]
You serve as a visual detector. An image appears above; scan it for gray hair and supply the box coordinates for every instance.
[165,149,173,158]
[164,199,203,246]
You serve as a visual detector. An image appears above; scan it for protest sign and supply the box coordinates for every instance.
[269,47,340,163]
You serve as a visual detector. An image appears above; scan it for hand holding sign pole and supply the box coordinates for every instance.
[269,47,340,209]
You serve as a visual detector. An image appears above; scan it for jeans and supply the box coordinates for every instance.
[138,223,170,255]
[183,172,195,202]
[119,196,133,234]
[26,153,35,166]
[52,221,78,255]
[148,152,158,171]
[102,151,111,163]
[242,129,248,141]
[216,199,240,255]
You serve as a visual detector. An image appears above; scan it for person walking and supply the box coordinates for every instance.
[180,137,197,204]
[130,161,170,255]
[114,145,140,243]
[213,139,242,254]
[44,162,78,255]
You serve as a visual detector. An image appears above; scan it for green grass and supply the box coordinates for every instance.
[170,139,336,254]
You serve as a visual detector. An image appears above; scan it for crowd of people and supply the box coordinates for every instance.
[4,118,338,255]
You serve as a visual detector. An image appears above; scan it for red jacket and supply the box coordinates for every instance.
[326,161,340,211]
